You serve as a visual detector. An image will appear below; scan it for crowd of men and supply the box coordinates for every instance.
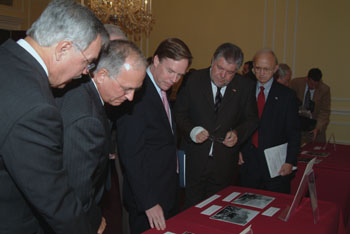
[0,1,331,234]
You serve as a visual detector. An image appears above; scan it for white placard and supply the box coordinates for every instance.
[262,207,280,217]
[201,205,222,216]
[222,192,241,202]
[195,194,220,208]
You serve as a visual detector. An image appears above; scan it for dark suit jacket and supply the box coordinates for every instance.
[0,39,98,234]
[116,75,178,214]
[55,77,110,208]
[174,67,258,186]
[242,80,301,179]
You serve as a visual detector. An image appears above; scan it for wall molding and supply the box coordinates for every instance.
[331,109,350,116]
[332,98,350,102]
[0,14,23,30]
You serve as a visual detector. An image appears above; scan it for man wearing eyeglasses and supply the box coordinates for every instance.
[116,38,192,234]
[54,39,146,233]
[0,1,110,234]
[239,49,300,194]
[174,43,258,208]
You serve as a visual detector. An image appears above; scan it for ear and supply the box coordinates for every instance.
[94,68,109,84]
[55,40,73,61]
[153,55,160,67]
[274,65,279,74]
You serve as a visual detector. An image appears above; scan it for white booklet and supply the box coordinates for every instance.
[264,143,296,178]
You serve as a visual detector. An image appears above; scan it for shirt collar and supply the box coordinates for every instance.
[147,66,162,98]
[17,39,48,76]
[91,78,104,105]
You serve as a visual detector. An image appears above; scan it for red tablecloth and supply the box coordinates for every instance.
[291,143,350,233]
[144,186,345,234]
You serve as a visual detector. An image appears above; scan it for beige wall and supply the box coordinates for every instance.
[0,0,50,30]
[148,0,350,144]
[1,0,349,143]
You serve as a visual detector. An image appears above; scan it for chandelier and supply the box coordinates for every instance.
[86,0,155,41]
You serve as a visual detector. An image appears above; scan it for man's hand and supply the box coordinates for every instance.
[97,217,106,234]
[222,130,238,147]
[279,163,293,176]
[145,204,166,231]
[238,152,244,165]
[195,129,209,143]
[309,128,319,142]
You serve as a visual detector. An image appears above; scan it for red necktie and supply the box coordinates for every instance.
[252,86,265,148]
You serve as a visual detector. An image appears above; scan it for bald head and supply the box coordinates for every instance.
[253,49,279,84]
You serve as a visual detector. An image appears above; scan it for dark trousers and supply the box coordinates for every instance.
[184,156,235,209]
[240,145,293,194]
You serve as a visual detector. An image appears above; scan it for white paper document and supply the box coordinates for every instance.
[262,207,280,217]
[222,192,241,202]
[201,205,222,216]
[264,143,296,178]
[195,194,221,208]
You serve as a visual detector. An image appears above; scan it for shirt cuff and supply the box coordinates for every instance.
[190,126,205,143]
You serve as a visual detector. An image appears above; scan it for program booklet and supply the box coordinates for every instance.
[210,205,259,226]
[232,192,275,209]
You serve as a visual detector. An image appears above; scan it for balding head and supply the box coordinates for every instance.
[253,49,279,84]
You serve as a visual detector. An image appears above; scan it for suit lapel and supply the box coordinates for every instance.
[261,80,280,120]
[200,68,215,110]
[219,74,240,113]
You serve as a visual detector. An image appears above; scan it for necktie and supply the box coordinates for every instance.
[304,88,311,110]
[161,90,171,124]
[214,86,222,113]
[252,86,265,148]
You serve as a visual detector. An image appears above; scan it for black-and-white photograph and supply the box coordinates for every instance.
[210,205,259,226]
[232,192,275,209]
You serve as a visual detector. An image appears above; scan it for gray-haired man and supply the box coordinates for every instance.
[0,0,109,233]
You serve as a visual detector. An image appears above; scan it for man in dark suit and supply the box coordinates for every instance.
[55,40,146,232]
[0,1,109,233]
[116,38,192,234]
[174,43,258,208]
[239,49,300,194]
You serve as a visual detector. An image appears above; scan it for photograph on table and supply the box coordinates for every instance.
[232,192,275,209]
[210,205,259,226]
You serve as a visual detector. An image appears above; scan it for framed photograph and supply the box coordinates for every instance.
[232,192,275,209]
[210,205,259,226]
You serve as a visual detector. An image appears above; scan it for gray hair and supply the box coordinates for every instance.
[278,63,291,78]
[93,40,146,79]
[212,43,244,69]
[104,24,127,40]
[27,0,109,51]
[253,48,279,65]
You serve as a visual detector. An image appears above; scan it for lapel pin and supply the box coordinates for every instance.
[232,88,237,92]
[275,96,278,100]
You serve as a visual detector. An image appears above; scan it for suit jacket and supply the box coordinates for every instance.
[174,67,258,186]
[0,39,98,234]
[290,77,331,133]
[116,75,178,213]
[54,76,110,208]
[242,80,301,178]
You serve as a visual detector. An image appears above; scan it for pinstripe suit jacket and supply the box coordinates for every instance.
[0,39,98,234]
[55,76,111,208]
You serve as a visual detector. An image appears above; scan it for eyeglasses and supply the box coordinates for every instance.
[254,66,274,74]
[72,41,96,72]
[215,63,236,76]
[208,124,224,144]
[114,78,137,95]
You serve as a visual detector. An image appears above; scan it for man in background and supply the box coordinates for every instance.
[175,43,258,208]
[55,40,146,234]
[274,63,292,87]
[240,49,300,194]
[116,38,192,234]
[290,68,331,142]
[0,0,108,233]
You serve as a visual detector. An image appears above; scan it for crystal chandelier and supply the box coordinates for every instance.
[86,0,155,41]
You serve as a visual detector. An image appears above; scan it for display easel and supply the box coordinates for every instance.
[278,158,319,224]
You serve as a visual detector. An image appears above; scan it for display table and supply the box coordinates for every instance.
[292,143,350,233]
[143,186,345,234]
